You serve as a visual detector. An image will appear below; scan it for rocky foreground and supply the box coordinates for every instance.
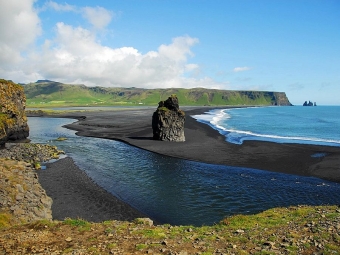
[0,205,339,254]
[0,144,340,254]
[0,143,64,225]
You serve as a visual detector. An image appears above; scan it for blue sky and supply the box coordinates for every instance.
[0,0,339,105]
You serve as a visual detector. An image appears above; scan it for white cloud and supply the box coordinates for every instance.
[158,36,199,62]
[43,2,114,30]
[0,0,41,65]
[233,66,252,72]
[82,6,114,30]
[27,22,206,88]
[44,1,76,12]
[0,1,224,90]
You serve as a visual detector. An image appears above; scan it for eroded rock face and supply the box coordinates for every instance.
[0,79,29,145]
[152,95,185,142]
[0,159,53,224]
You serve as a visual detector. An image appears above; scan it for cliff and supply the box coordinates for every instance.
[23,80,293,107]
[152,95,185,142]
[0,79,29,146]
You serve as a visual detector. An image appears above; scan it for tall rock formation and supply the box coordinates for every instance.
[0,79,29,146]
[152,95,185,142]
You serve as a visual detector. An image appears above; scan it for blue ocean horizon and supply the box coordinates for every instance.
[193,105,340,147]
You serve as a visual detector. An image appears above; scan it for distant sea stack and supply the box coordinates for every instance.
[152,95,185,142]
[0,79,29,146]
[303,101,316,106]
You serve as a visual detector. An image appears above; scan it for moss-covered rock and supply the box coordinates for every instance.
[0,79,29,145]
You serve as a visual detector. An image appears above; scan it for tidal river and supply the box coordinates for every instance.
[28,116,340,226]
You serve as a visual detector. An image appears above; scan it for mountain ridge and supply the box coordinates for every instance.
[22,80,293,107]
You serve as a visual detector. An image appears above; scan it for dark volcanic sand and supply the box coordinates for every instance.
[59,107,340,183]
[37,157,145,222]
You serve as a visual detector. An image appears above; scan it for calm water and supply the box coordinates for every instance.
[28,115,340,226]
[193,106,340,146]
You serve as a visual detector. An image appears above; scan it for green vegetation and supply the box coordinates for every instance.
[0,213,12,229]
[0,113,7,131]
[1,205,340,254]
[64,218,91,232]
[157,106,169,112]
[23,81,291,107]
[0,79,23,91]
[55,137,67,141]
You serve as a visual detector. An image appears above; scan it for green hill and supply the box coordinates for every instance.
[23,80,292,107]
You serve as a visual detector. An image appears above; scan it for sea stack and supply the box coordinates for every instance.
[152,95,185,142]
[0,79,29,146]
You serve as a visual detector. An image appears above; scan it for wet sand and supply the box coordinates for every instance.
[37,157,146,222]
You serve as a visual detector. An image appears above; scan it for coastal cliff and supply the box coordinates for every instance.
[0,79,29,146]
[23,80,292,106]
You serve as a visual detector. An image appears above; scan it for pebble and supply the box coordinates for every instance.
[65,237,72,242]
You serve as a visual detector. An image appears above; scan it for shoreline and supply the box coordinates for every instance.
[37,156,146,222]
[35,106,340,183]
[24,106,340,223]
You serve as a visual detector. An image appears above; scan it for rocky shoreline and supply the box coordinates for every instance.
[0,142,146,227]
[0,143,64,226]
[0,143,64,167]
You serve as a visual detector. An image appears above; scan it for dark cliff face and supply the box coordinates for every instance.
[271,92,293,106]
[0,79,29,145]
[152,95,185,142]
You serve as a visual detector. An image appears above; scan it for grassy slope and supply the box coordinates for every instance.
[1,205,339,254]
[24,82,291,107]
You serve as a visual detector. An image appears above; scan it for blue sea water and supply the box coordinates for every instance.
[27,111,340,226]
[193,106,340,147]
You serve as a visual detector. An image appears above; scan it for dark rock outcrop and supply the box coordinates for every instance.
[303,100,315,106]
[0,79,29,145]
[152,95,185,142]
[270,92,293,106]
[0,158,53,224]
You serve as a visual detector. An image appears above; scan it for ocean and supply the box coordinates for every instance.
[27,106,340,226]
[192,106,340,147]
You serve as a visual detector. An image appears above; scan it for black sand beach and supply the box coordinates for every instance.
[60,106,340,183]
[30,106,340,222]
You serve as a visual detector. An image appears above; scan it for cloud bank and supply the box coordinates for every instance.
[233,66,252,73]
[0,0,224,89]
[0,0,41,65]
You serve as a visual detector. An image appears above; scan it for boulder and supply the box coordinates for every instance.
[0,79,29,145]
[152,95,185,142]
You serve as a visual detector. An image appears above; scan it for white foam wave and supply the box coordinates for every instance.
[191,108,340,146]
[227,128,340,145]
